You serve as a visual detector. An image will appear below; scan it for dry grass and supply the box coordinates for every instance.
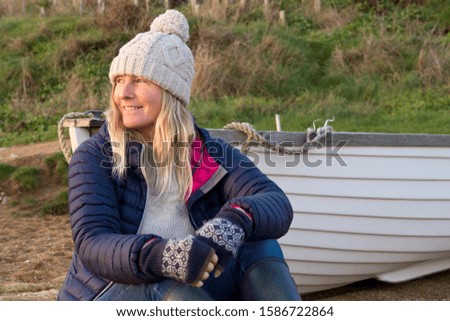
[417,46,449,86]
[416,25,450,86]
[310,6,358,33]
[329,26,403,78]
[192,30,288,98]
[93,0,158,34]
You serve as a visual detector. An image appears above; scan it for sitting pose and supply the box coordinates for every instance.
[57,9,300,301]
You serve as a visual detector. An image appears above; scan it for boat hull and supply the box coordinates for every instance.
[244,142,450,293]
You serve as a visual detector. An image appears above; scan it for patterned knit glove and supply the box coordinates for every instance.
[139,235,216,285]
[195,207,253,273]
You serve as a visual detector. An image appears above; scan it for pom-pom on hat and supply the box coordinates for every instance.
[109,10,194,106]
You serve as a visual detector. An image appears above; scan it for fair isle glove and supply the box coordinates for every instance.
[139,235,216,285]
[195,206,253,273]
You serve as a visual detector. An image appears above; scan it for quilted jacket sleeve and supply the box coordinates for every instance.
[68,139,160,284]
[217,142,294,242]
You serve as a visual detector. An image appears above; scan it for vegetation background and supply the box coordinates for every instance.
[0,0,449,148]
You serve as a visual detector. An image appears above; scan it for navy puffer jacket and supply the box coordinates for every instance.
[57,123,293,300]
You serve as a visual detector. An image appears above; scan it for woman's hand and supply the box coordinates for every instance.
[139,235,218,286]
[192,253,218,287]
[195,207,253,275]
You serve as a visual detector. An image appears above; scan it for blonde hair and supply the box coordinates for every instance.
[107,88,195,200]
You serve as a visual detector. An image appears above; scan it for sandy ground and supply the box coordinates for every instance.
[0,141,449,301]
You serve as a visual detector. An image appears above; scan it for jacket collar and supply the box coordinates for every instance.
[99,122,227,194]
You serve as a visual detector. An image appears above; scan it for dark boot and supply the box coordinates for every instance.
[163,283,214,301]
[241,259,301,301]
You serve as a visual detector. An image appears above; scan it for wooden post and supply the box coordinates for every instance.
[279,10,286,27]
[314,0,321,13]
[191,1,200,17]
[97,0,105,14]
[164,0,170,9]
[21,58,27,99]
[210,0,223,20]
[195,4,200,16]
[264,0,269,20]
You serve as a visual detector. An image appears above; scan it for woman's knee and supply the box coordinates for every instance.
[237,239,285,270]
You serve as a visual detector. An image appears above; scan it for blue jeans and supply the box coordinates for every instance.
[96,239,285,301]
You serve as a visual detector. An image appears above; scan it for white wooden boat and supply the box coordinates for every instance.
[60,114,450,294]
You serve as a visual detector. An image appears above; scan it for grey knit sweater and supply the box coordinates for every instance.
[138,166,194,239]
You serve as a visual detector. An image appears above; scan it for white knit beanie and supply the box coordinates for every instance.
[109,10,194,106]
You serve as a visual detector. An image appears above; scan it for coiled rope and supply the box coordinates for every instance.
[223,117,335,154]
[58,110,105,163]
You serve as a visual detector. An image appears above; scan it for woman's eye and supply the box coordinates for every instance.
[135,78,146,83]
[115,77,124,84]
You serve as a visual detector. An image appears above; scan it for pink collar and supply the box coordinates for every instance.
[190,137,220,196]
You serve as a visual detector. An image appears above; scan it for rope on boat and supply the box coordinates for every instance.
[58,110,105,163]
[223,117,335,154]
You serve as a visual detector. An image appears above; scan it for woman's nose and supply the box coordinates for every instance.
[116,81,134,100]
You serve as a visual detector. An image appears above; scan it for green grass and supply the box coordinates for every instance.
[0,1,449,147]
[10,166,40,191]
[0,163,17,182]
[44,152,68,184]
[40,188,68,216]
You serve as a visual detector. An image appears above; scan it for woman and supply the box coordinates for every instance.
[57,9,300,301]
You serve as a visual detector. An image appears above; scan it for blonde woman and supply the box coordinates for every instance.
[58,10,300,301]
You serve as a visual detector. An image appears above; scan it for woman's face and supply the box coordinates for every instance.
[113,75,163,139]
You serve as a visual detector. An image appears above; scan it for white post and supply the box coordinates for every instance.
[69,127,91,153]
[275,114,282,132]
[279,10,286,26]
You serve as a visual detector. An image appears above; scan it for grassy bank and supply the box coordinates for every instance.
[0,0,449,147]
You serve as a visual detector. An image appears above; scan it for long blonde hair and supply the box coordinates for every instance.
[107,88,195,200]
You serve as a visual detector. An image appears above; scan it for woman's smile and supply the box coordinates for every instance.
[122,105,143,111]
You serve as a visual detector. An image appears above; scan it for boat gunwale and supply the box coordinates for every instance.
[62,118,450,147]
[208,129,450,148]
